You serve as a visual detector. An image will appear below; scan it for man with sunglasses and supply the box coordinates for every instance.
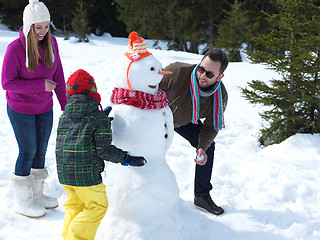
[159,48,228,215]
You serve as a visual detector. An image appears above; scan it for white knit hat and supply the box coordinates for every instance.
[23,0,51,68]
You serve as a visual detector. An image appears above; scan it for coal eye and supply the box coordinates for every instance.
[150,67,155,71]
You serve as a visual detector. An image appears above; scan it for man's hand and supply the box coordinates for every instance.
[194,148,207,166]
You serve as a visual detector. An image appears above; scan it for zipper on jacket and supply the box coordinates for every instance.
[168,95,181,114]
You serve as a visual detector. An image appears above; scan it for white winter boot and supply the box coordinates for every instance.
[31,168,59,209]
[11,174,46,218]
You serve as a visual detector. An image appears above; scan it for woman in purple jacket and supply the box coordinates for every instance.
[1,0,67,218]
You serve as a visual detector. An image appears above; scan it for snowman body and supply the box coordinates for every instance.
[98,32,213,240]
[111,104,174,160]
[100,55,202,239]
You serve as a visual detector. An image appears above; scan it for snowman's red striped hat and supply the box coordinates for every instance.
[125,32,152,61]
[124,32,152,90]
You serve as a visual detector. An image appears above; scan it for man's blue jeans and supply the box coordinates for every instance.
[7,104,53,176]
[174,121,215,197]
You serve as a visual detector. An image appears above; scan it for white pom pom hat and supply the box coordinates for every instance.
[22,0,52,68]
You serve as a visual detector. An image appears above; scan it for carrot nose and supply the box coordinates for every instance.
[158,71,172,75]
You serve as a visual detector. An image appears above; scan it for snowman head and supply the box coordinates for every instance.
[119,32,171,95]
[127,55,170,95]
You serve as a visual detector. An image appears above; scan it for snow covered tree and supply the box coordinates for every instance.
[71,0,89,42]
[242,0,320,146]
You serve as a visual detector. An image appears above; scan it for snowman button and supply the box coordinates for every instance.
[163,111,166,116]
[164,123,167,128]
[164,134,168,138]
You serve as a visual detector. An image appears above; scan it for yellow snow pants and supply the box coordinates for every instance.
[62,183,108,240]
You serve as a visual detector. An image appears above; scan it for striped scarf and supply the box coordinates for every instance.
[111,87,168,109]
[190,64,225,131]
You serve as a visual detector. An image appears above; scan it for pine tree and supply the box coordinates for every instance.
[62,15,69,40]
[116,0,229,53]
[0,0,25,30]
[214,0,249,62]
[243,0,278,52]
[45,0,76,35]
[87,0,126,37]
[242,0,320,146]
[71,0,89,42]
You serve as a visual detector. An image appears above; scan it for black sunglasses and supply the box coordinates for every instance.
[197,66,215,79]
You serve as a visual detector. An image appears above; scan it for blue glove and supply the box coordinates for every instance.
[103,106,114,121]
[122,155,147,167]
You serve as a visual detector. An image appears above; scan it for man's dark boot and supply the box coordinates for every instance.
[194,195,224,216]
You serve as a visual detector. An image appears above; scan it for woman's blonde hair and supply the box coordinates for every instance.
[27,24,53,72]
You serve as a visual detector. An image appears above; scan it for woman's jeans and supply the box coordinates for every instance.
[174,121,215,197]
[7,104,53,176]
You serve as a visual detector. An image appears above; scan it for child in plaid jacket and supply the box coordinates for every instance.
[56,69,146,240]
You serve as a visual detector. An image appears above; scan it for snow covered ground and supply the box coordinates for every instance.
[0,26,319,240]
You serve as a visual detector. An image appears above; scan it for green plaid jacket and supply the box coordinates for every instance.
[55,94,127,186]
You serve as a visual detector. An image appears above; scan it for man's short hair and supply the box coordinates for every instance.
[202,49,229,73]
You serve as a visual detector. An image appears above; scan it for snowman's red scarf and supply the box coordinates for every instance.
[111,87,168,109]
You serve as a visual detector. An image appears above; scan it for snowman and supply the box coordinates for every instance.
[100,32,204,240]
[109,31,174,159]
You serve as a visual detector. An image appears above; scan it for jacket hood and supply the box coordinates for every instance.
[64,94,100,119]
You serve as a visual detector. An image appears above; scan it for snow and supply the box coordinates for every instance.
[0,27,320,240]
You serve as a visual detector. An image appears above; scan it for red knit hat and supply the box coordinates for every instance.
[66,69,101,103]
[125,31,152,61]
